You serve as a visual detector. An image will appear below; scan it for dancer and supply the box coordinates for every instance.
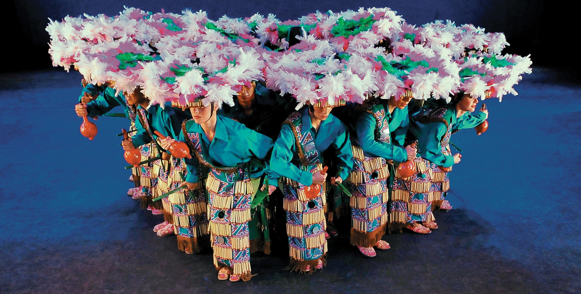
[347,95,416,256]
[180,97,274,282]
[270,101,353,273]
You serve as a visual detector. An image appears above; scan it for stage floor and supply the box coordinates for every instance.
[0,67,579,293]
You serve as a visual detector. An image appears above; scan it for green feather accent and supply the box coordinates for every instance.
[330,15,376,38]
[337,53,351,61]
[162,18,182,32]
[313,73,325,80]
[116,53,155,70]
[311,58,326,65]
[483,55,515,68]
[404,33,416,42]
[160,76,176,84]
[170,64,192,77]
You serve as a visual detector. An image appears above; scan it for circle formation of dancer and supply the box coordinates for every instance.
[48,7,532,282]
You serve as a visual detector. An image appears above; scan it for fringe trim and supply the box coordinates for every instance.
[283,198,303,212]
[362,158,387,174]
[432,172,447,182]
[392,189,409,202]
[235,180,254,196]
[287,255,327,274]
[140,177,151,188]
[176,235,201,254]
[162,200,172,214]
[206,174,221,194]
[212,245,233,260]
[352,146,365,161]
[410,181,431,193]
[174,215,192,227]
[187,202,207,214]
[415,159,429,174]
[286,223,304,238]
[352,214,387,232]
[426,212,435,223]
[303,210,325,225]
[367,206,384,221]
[210,195,233,210]
[442,180,450,192]
[347,172,365,185]
[365,182,385,196]
[231,236,250,250]
[209,223,232,236]
[140,195,151,209]
[350,195,367,209]
[390,211,408,224]
[409,203,428,215]
[168,191,186,205]
[305,232,327,249]
[231,209,252,223]
[427,192,439,202]
[350,223,387,247]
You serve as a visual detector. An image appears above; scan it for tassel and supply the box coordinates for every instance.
[365,182,384,196]
[352,218,367,232]
[168,190,186,205]
[416,159,428,174]
[349,195,368,209]
[432,191,442,202]
[283,198,303,212]
[381,191,389,203]
[427,192,438,202]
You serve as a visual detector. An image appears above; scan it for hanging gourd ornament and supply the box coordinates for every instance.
[80,115,98,140]
[154,131,192,159]
[122,129,141,167]
[475,120,489,135]
[397,159,416,178]
[305,166,328,199]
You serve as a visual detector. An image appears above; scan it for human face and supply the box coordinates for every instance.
[189,103,214,124]
[389,95,412,109]
[457,94,478,112]
[237,82,256,105]
[310,105,333,121]
[124,88,146,106]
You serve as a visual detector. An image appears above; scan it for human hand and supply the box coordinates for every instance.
[312,171,327,185]
[159,137,175,150]
[405,145,417,160]
[75,103,88,117]
[122,138,135,151]
[181,182,199,191]
[480,103,489,119]
[453,153,462,164]
[330,177,343,186]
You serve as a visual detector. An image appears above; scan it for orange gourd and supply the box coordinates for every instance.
[154,131,192,159]
[305,166,328,199]
[475,120,489,135]
[397,160,416,178]
[80,115,98,140]
[122,129,141,167]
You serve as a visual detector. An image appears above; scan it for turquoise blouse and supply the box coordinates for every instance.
[179,115,274,184]
[270,107,353,187]
[131,103,186,148]
[410,105,486,167]
[354,103,409,163]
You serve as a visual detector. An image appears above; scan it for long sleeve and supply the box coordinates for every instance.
[78,84,105,103]
[454,111,487,131]
[331,123,353,180]
[355,113,407,163]
[178,129,201,184]
[270,123,314,186]
[418,123,454,167]
[131,115,152,147]
[391,110,409,147]
[85,92,122,118]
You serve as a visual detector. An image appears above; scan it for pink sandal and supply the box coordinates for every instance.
[406,223,431,234]
[151,208,163,215]
[374,240,390,250]
[229,274,240,282]
[153,221,168,233]
[424,222,438,230]
[156,223,174,237]
[316,259,323,270]
[357,246,377,257]
[218,267,230,281]
[440,200,453,211]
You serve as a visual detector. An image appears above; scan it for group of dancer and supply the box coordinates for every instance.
[48,7,531,282]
